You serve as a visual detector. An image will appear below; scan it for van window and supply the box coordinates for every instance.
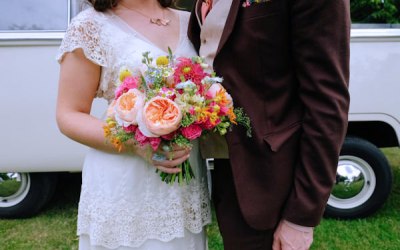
[351,0,400,28]
[0,0,85,32]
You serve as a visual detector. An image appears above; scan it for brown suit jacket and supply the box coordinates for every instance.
[188,0,350,229]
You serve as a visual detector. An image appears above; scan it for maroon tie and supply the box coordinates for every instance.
[201,0,213,23]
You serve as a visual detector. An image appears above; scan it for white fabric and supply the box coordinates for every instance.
[198,0,233,67]
[57,7,211,250]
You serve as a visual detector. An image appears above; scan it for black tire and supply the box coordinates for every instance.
[0,172,58,218]
[324,137,392,219]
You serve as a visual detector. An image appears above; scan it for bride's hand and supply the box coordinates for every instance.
[134,144,191,174]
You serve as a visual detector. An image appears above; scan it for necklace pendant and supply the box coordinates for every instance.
[150,18,170,26]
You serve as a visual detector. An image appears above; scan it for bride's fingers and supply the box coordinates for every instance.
[155,148,190,160]
[153,153,190,169]
[166,149,190,160]
[155,165,182,174]
[170,144,192,151]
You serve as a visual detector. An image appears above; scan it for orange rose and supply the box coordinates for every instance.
[114,89,144,127]
[140,97,182,136]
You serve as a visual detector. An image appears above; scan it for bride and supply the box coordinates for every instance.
[56,0,211,249]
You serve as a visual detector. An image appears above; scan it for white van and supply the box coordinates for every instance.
[1,0,399,219]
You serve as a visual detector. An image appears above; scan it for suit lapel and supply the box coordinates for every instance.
[216,0,241,56]
[188,1,202,53]
[188,0,241,57]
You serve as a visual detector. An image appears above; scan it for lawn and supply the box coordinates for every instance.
[1,148,400,250]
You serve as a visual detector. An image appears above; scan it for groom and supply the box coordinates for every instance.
[188,0,350,249]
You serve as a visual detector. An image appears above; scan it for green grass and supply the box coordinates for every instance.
[331,180,365,199]
[1,148,400,250]
[0,179,21,197]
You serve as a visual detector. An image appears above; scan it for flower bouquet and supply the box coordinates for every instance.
[104,49,251,185]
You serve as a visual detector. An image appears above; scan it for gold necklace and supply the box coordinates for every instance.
[119,3,171,26]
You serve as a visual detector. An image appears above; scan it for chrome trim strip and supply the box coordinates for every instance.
[351,29,400,38]
[68,0,72,23]
[0,32,64,40]
[0,33,63,46]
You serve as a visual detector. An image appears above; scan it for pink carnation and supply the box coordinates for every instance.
[181,124,203,140]
[123,125,138,133]
[149,137,162,151]
[135,128,149,146]
[161,131,177,141]
[115,76,140,99]
[219,106,229,116]
[201,119,216,130]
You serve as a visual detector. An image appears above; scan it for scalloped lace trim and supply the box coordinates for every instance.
[77,179,211,249]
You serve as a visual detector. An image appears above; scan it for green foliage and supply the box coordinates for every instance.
[181,113,196,127]
[172,134,191,148]
[351,0,400,23]
[233,107,252,137]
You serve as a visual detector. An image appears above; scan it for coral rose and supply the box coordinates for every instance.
[114,89,145,127]
[141,97,182,136]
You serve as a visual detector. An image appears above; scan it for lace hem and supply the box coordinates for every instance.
[77,179,211,249]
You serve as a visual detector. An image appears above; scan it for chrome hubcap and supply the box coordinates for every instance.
[328,155,376,209]
[0,172,30,207]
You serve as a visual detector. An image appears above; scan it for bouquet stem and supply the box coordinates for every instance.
[156,159,195,185]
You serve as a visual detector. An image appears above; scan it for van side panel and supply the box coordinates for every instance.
[0,39,106,172]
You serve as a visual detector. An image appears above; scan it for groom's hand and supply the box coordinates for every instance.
[272,220,314,250]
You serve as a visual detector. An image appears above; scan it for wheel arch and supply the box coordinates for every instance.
[347,113,400,147]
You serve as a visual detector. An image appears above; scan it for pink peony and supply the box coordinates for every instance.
[181,124,203,140]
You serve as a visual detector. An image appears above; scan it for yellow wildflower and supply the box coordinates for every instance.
[183,66,192,73]
[156,56,169,66]
[209,112,219,126]
[107,119,117,128]
[196,107,211,123]
[119,68,132,82]
[103,126,111,137]
[111,138,123,152]
[213,104,220,113]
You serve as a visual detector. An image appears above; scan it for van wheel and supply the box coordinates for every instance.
[0,172,58,218]
[325,137,392,219]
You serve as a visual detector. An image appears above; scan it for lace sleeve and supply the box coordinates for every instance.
[56,10,108,67]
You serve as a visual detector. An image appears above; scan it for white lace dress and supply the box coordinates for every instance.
[57,7,211,250]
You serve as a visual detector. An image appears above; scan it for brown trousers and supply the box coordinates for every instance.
[212,159,275,250]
